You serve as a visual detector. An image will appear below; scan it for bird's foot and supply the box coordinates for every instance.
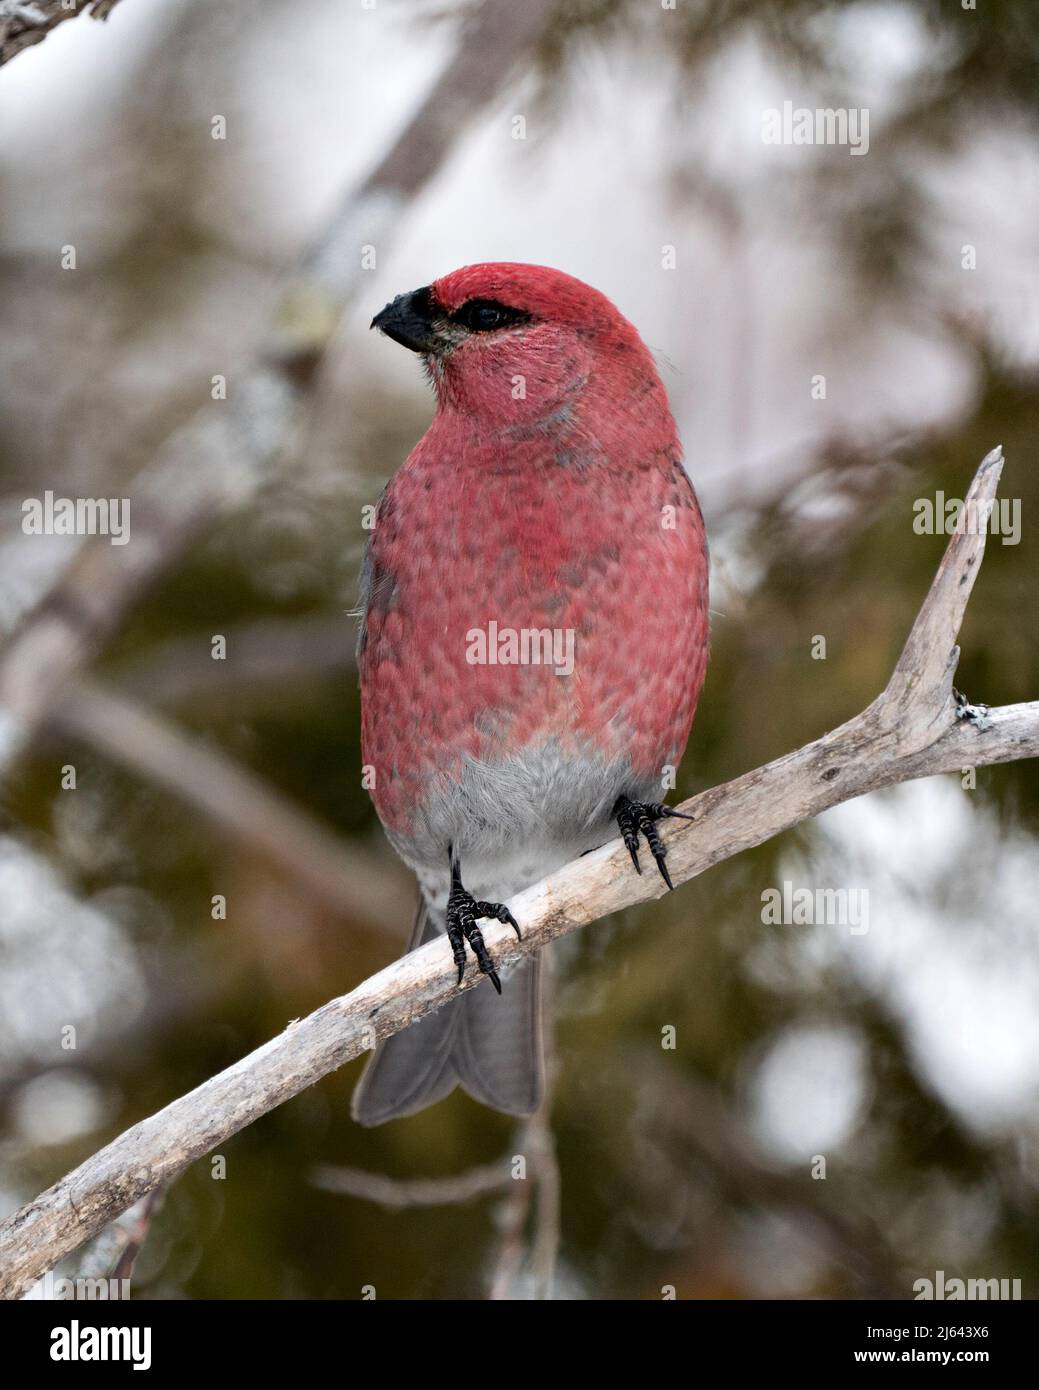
[612,795,693,891]
[446,852,521,994]
[954,687,993,732]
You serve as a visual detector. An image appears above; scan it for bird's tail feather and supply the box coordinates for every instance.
[351,898,543,1127]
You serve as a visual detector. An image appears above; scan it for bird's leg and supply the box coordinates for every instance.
[612,795,694,891]
[446,848,522,995]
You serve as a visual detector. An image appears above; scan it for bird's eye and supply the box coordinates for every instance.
[472,304,503,329]
[451,299,528,333]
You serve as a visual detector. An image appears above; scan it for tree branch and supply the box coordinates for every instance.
[310,1161,512,1211]
[1,447,1035,1299]
[0,0,121,70]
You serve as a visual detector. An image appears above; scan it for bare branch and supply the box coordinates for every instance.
[0,447,1035,1298]
[524,1102,560,1300]
[488,1172,531,1299]
[0,0,121,70]
[490,985,559,1299]
[486,1105,559,1300]
[311,1162,512,1211]
[882,444,1004,741]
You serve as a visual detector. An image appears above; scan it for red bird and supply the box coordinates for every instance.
[352,263,709,1125]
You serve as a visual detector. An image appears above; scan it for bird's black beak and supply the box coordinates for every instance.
[370,286,439,354]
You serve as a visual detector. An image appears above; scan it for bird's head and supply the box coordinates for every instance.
[371,262,672,438]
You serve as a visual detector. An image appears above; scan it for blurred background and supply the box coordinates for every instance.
[1,0,1038,1300]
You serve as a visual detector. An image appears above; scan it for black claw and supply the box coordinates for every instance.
[638,811,674,892]
[476,900,522,940]
[645,802,695,822]
[444,853,519,992]
[613,794,689,890]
